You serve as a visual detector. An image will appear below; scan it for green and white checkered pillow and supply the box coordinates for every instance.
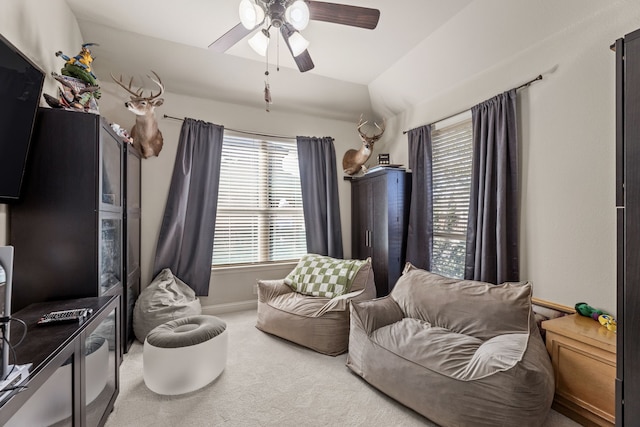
[284,254,367,298]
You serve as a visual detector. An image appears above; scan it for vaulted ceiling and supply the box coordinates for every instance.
[64,0,621,123]
[64,0,472,120]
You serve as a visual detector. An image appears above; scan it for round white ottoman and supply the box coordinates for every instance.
[143,315,228,395]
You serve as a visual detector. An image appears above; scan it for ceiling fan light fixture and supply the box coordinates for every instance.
[285,1,310,31]
[239,0,265,30]
[248,29,270,56]
[288,31,309,57]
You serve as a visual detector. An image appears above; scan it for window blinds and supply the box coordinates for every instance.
[431,119,473,278]
[212,136,307,266]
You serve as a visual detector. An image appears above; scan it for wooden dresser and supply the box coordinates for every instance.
[542,314,616,426]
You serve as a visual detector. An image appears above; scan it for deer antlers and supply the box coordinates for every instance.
[357,114,386,145]
[110,70,164,101]
[111,70,166,159]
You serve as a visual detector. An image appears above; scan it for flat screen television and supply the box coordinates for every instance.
[0,33,45,203]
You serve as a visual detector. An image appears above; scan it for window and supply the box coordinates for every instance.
[431,117,473,278]
[212,135,307,266]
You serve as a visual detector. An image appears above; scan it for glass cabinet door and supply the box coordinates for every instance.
[126,146,141,211]
[127,214,140,275]
[99,213,122,295]
[85,307,118,427]
[100,126,123,209]
[5,355,74,427]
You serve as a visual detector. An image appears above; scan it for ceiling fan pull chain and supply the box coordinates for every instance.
[264,39,271,112]
[277,30,280,72]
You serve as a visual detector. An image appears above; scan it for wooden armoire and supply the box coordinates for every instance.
[349,168,411,297]
[615,28,640,426]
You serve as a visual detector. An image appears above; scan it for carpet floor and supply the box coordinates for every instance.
[105,309,580,427]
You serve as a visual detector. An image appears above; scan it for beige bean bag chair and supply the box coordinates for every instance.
[256,254,376,356]
[347,263,555,426]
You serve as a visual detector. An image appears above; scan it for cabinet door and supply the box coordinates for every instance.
[127,213,141,278]
[386,171,410,292]
[370,174,390,296]
[351,179,372,260]
[100,125,123,211]
[4,348,76,427]
[126,145,141,212]
[84,306,119,426]
[621,28,640,425]
[125,144,141,279]
[124,274,139,349]
[99,212,122,296]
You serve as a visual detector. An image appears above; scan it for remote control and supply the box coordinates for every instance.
[37,308,93,325]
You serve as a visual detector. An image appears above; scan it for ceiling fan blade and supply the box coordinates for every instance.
[292,50,315,73]
[209,23,253,52]
[281,24,315,72]
[308,1,380,30]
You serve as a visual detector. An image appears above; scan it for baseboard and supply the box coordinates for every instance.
[201,300,258,315]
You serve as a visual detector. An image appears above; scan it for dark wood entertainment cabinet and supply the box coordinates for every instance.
[0,296,120,426]
[9,108,141,353]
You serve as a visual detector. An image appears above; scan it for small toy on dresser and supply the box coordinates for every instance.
[574,302,617,332]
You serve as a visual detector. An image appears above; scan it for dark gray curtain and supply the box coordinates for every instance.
[296,136,343,258]
[405,125,433,270]
[465,89,519,284]
[153,118,224,295]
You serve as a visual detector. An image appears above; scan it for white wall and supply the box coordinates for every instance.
[97,82,361,309]
[370,0,640,314]
[1,0,363,311]
[5,0,636,315]
[0,0,84,245]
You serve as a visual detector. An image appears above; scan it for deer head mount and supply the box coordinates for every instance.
[342,115,386,175]
[111,71,165,159]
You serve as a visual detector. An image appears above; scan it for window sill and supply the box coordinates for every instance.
[211,261,297,274]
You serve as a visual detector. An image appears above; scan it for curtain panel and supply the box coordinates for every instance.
[153,118,224,295]
[465,89,519,284]
[296,136,344,258]
[405,125,434,270]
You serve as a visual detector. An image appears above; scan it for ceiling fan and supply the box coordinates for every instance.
[209,0,381,72]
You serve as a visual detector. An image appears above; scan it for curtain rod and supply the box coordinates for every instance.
[402,74,543,135]
[163,114,298,141]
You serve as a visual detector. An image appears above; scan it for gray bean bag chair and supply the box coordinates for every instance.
[347,263,555,426]
[133,268,202,342]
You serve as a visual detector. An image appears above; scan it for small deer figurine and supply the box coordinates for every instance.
[111,71,165,158]
[342,115,386,175]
